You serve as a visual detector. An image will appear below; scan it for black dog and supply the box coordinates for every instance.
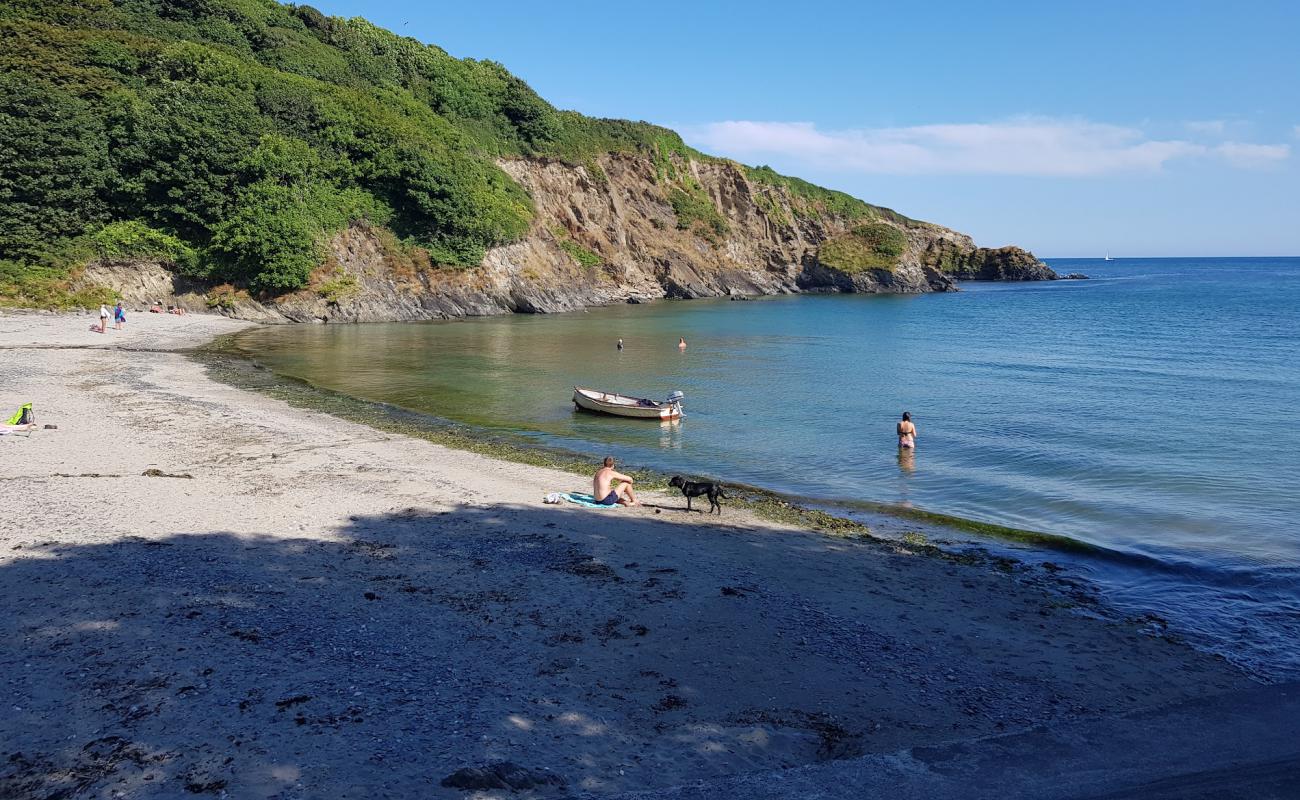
[668,475,728,515]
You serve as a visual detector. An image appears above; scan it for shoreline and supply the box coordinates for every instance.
[205,327,1098,556]
[2,308,1136,556]
[0,311,1264,798]
[211,301,1300,685]
[207,340,1294,683]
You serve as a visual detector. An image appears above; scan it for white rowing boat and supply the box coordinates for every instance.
[573,387,684,420]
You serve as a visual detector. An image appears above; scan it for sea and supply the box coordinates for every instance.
[226,257,1300,680]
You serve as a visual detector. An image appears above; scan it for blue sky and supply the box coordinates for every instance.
[309,0,1299,256]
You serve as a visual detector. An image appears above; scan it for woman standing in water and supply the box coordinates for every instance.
[897,411,917,449]
[678,337,687,350]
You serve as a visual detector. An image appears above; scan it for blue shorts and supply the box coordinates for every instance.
[595,491,619,506]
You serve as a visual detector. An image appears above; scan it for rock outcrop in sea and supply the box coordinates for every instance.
[80,153,1055,323]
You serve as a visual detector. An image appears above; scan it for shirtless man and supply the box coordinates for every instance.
[593,456,639,506]
[897,411,917,449]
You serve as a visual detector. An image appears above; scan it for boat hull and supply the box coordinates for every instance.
[573,387,682,420]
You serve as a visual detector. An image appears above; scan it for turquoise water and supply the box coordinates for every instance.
[230,258,1300,679]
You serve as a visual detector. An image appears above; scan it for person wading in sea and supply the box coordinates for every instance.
[897,411,917,449]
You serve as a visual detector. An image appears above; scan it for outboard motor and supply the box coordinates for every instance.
[666,390,684,406]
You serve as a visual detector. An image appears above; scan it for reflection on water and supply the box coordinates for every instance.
[895,446,916,506]
[230,258,1300,678]
[897,447,916,475]
[658,418,683,450]
[229,266,1300,569]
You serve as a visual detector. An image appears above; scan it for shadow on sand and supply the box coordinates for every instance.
[0,502,1246,798]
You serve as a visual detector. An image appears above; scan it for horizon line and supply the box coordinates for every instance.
[1038,254,1300,260]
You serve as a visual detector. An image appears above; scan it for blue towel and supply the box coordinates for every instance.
[561,492,615,508]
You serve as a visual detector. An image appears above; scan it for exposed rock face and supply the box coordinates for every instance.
[76,261,210,308]
[919,238,1058,282]
[799,259,956,295]
[78,154,1054,322]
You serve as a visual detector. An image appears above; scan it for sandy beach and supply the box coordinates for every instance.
[0,311,1265,798]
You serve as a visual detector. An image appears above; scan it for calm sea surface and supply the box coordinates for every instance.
[229,258,1300,679]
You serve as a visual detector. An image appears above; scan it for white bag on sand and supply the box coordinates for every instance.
[543,492,563,504]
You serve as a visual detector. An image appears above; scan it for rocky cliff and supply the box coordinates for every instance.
[80,153,1054,322]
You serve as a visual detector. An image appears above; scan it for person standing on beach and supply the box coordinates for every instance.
[98,304,109,333]
[593,456,639,506]
[113,301,125,330]
[897,411,917,449]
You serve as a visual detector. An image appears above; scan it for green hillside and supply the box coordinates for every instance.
[0,0,892,306]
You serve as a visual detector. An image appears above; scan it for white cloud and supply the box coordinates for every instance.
[681,118,1290,177]
[1185,119,1229,136]
[1214,141,1291,168]
[1184,119,1257,139]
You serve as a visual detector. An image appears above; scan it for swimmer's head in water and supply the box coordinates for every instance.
[603,456,615,467]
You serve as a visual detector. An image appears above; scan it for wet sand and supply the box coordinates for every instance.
[0,311,1254,798]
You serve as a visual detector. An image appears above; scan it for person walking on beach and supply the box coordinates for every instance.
[897,411,917,449]
[593,456,639,506]
[98,304,109,333]
[113,301,126,331]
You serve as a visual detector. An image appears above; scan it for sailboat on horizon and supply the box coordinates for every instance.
[1103,250,1114,261]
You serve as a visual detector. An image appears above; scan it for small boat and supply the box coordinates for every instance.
[1103,250,1113,261]
[573,387,684,420]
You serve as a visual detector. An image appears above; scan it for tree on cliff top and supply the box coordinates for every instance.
[0,0,889,304]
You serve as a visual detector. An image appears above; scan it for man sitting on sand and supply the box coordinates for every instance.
[593,456,639,506]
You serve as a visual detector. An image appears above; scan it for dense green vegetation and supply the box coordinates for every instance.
[0,0,697,302]
[816,222,909,273]
[89,221,197,267]
[744,166,914,226]
[0,0,910,307]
